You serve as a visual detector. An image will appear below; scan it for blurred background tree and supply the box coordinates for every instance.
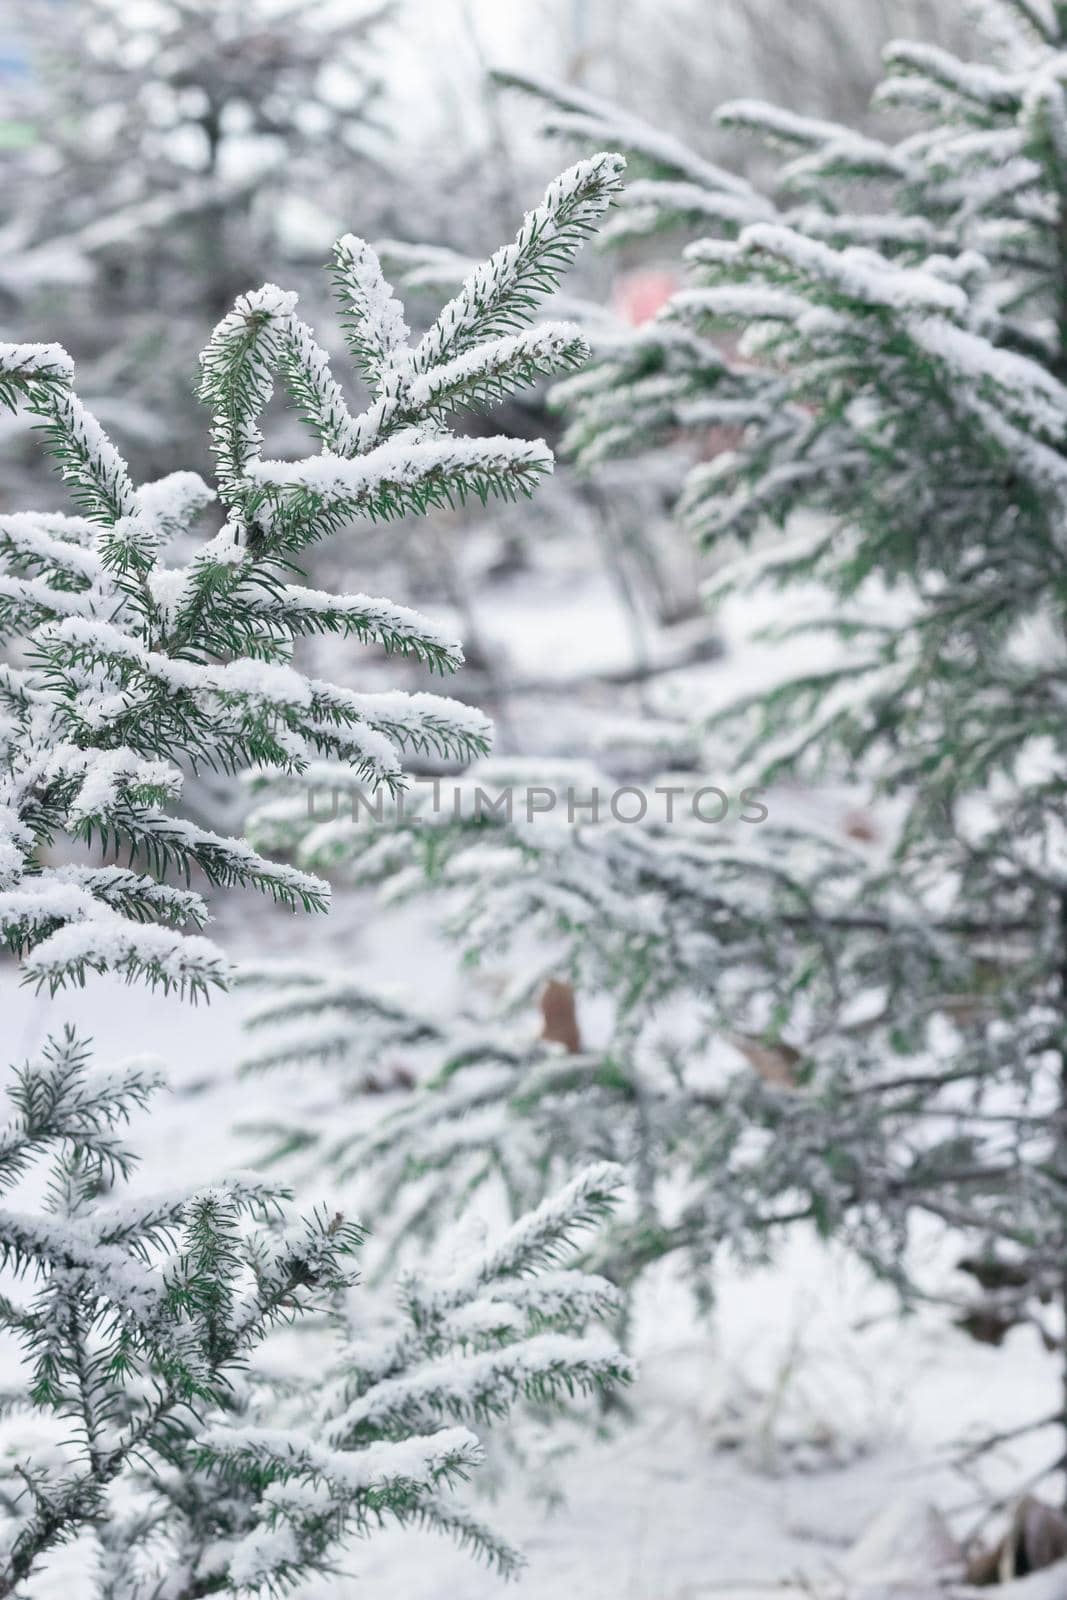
[1,0,399,483]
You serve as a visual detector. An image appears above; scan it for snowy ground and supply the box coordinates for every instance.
[1,891,1059,1600]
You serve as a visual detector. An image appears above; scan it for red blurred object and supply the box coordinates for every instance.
[613,268,680,326]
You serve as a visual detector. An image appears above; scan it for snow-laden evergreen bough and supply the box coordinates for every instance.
[0,1033,631,1593]
[0,157,635,1592]
[0,149,624,995]
[243,0,1067,1482]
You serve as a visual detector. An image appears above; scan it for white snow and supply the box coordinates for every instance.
[134,472,215,536]
[247,436,554,500]
[737,224,970,315]
[333,235,412,375]
[406,323,588,407]
[0,344,75,384]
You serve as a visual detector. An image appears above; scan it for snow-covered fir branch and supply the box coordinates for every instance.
[0,1034,631,1595]
[0,153,622,996]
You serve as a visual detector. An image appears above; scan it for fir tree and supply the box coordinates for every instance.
[242,1,1067,1492]
[0,156,634,1588]
[0,1032,631,1594]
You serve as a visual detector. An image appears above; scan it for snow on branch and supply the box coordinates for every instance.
[332,233,413,389]
[405,322,590,413]
[717,100,863,149]
[20,918,231,999]
[881,39,1026,112]
[410,153,625,373]
[277,313,362,457]
[240,582,465,672]
[0,342,74,396]
[735,225,969,315]
[0,343,137,525]
[409,1162,627,1316]
[197,284,299,499]
[332,1332,631,1441]
[247,436,554,544]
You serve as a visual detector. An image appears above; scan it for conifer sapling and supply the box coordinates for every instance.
[0,153,634,1590]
